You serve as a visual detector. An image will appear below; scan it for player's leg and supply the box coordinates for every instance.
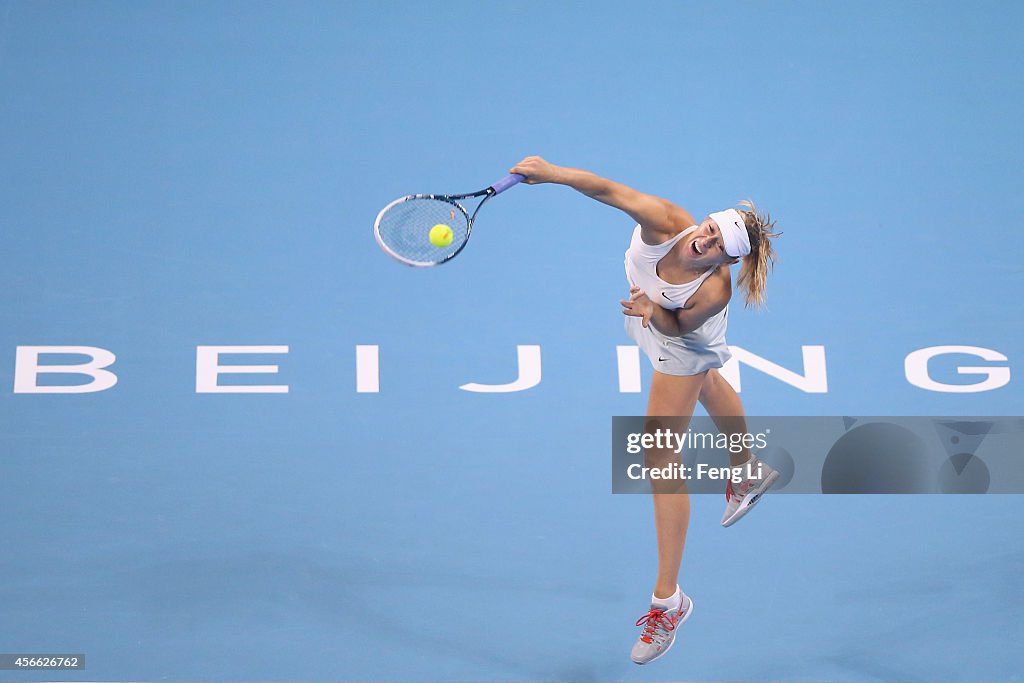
[631,369,704,665]
[646,369,704,596]
[698,368,779,527]
[698,368,752,467]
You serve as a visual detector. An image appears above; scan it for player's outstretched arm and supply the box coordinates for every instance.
[511,156,696,239]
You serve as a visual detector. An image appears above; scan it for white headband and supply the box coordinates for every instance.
[709,209,750,258]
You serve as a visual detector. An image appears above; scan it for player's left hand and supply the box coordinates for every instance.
[620,286,654,328]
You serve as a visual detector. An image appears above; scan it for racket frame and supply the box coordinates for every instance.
[373,174,524,267]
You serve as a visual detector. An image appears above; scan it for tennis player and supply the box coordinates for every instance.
[510,156,781,665]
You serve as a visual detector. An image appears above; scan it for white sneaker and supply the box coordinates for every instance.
[630,591,693,665]
[721,456,778,527]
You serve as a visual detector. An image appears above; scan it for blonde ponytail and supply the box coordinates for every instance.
[735,199,780,308]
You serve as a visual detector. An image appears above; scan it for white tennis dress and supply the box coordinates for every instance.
[624,224,732,376]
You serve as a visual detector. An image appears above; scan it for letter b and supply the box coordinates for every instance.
[14,346,118,394]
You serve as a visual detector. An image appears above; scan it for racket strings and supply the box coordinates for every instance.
[375,197,470,265]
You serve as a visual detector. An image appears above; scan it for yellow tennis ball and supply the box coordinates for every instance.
[429,223,453,247]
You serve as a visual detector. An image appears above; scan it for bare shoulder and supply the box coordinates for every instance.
[663,202,699,235]
[638,200,699,243]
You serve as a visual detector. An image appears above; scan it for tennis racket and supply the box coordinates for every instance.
[374,173,525,266]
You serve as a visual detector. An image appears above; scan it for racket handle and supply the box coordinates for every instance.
[489,173,525,196]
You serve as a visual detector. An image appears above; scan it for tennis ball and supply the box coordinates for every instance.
[429,223,453,247]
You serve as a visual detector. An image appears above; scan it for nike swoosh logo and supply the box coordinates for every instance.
[661,292,672,301]
[658,357,669,362]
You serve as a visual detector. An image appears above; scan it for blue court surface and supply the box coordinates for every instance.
[1,2,1022,681]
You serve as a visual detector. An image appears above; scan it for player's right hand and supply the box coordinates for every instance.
[511,155,560,185]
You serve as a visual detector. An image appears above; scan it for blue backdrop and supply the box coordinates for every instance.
[1,1,1022,681]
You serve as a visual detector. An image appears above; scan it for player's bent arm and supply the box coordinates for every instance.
[673,270,731,336]
[511,156,696,237]
[646,302,683,337]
